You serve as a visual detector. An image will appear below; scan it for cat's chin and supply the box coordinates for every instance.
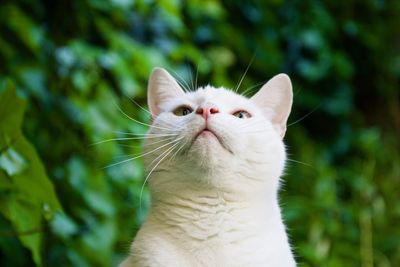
[183,133,230,172]
[191,131,223,151]
[191,128,231,152]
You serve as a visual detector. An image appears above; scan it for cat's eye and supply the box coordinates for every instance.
[173,106,193,116]
[233,110,251,119]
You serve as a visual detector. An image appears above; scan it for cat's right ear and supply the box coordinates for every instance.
[147,67,185,119]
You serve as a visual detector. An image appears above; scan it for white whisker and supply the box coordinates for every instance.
[235,53,255,92]
[240,81,265,97]
[170,70,191,92]
[114,102,176,131]
[102,136,184,169]
[116,136,178,158]
[287,103,321,127]
[91,134,178,145]
[287,159,314,168]
[91,137,148,145]
[195,64,199,91]
[145,136,177,146]
[186,64,195,91]
[113,131,177,137]
[168,138,188,164]
[112,136,177,154]
[127,95,153,117]
[139,141,181,211]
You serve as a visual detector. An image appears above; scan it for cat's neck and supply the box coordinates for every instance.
[153,168,278,198]
[144,183,282,250]
[148,171,281,226]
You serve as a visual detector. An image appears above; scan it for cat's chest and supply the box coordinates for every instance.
[162,220,287,267]
[151,199,286,265]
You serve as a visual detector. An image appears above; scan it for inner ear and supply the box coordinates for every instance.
[147,68,185,117]
[251,74,293,138]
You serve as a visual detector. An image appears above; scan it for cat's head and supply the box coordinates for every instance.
[144,68,292,194]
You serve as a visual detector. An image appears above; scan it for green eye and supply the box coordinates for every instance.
[233,110,251,119]
[173,106,193,116]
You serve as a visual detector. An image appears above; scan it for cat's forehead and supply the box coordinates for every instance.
[185,86,249,107]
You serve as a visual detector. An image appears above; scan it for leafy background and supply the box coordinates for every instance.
[0,0,399,266]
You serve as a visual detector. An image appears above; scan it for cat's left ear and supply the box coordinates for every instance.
[251,74,293,138]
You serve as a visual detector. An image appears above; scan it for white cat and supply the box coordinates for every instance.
[120,68,296,267]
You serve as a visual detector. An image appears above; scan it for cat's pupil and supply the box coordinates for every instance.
[183,108,190,115]
[238,112,244,118]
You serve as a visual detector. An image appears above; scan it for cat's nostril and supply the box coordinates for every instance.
[196,107,204,115]
[210,107,219,114]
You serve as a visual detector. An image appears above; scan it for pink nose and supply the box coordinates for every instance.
[196,104,219,119]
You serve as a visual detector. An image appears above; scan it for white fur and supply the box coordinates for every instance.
[120,68,296,267]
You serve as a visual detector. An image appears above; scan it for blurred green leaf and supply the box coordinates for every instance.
[0,81,62,266]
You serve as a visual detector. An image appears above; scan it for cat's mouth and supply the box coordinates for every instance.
[195,127,219,140]
[192,127,232,153]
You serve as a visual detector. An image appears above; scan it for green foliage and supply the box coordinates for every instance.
[0,81,61,266]
[0,0,399,266]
